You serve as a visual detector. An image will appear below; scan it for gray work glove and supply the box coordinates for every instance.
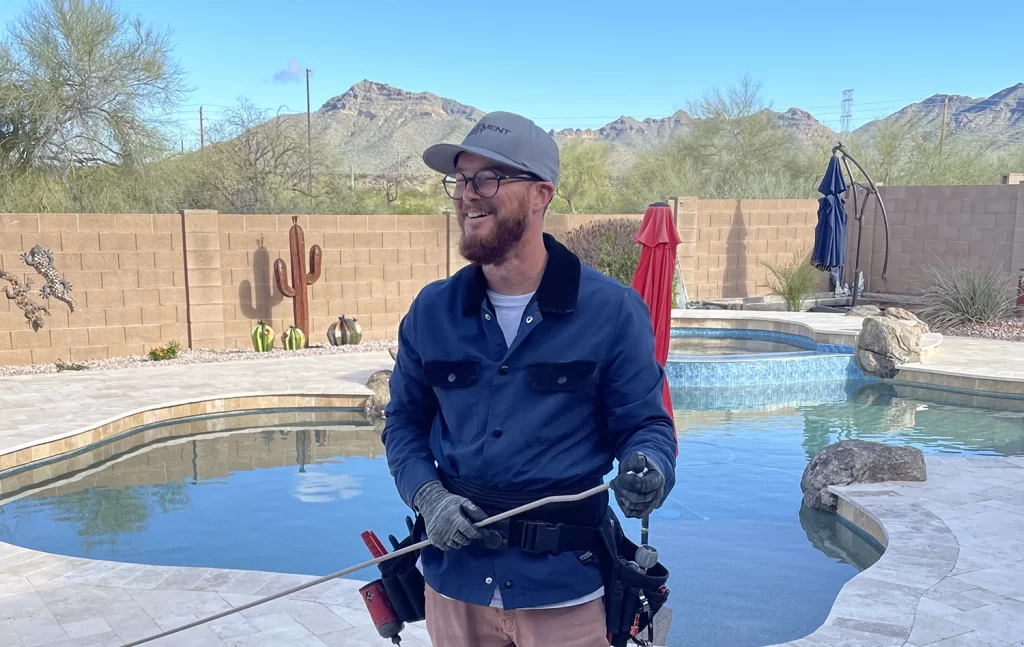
[611,452,665,518]
[413,481,501,551]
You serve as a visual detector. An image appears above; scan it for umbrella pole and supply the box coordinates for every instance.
[833,143,891,305]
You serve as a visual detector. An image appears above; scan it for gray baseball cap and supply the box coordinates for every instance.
[422,111,559,188]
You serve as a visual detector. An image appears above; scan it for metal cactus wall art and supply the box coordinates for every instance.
[274,216,321,347]
[0,245,75,331]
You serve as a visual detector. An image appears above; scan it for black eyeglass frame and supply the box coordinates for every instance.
[442,170,542,199]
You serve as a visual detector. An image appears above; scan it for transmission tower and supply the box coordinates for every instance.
[840,89,853,134]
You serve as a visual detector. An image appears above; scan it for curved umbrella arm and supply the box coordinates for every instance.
[833,142,890,287]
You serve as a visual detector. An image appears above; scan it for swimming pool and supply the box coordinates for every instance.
[1,382,1022,647]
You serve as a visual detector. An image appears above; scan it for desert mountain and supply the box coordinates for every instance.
[851,83,1024,149]
[272,80,1024,179]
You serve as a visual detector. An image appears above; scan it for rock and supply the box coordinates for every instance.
[885,307,930,334]
[365,369,392,418]
[855,315,922,379]
[800,440,926,511]
[389,347,398,362]
[846,305,881,317]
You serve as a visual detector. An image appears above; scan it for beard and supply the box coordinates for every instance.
[458,194,529,265]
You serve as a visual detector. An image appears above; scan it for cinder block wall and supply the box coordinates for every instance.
[217,212,470,349]
[0,213,186,366]
[6,186,1021,367]
[849,184,1024,296]
[674,198,827,301]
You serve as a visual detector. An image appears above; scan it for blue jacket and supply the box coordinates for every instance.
[381,232,677,609]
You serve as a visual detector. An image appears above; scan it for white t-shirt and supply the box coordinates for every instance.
[486,289,534,347]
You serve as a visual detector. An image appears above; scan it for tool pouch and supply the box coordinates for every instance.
[377,515,427,623]
[598,511,670,647]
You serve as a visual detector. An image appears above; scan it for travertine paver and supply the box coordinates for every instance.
[0,353,394,458]
[898,336,1024,382]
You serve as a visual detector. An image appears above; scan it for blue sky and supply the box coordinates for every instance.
[3,0,1022,141]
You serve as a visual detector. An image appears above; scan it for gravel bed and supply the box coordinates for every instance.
[943,320,1024,342]
[0,339,398,378]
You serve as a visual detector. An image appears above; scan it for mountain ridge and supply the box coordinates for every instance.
[273,79,1024,179]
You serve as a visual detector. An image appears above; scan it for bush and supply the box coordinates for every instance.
[761,252,821,311]
[562,219,643,287]
[918,259,1017,330]
[148,340,181,361]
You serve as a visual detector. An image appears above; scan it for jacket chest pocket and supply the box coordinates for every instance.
[523,360,598,446]
[526,360,598,392]
[424,359,481,389]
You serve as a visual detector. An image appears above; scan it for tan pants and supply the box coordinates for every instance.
[424,584,610,646]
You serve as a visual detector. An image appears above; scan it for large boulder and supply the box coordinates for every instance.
[885,307,930,334]
[365,369,392,419]
[846,305,881,317]
[801,440,926,511]
[855,315,922,378]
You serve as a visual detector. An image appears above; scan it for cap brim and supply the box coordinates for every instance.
[423,143,535,178]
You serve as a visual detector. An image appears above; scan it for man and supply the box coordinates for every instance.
[381,111,676,646]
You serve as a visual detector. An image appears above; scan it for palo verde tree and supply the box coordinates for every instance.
[0,0,188,178]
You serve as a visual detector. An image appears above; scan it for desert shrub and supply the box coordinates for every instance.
[918,259,1017,329]
[761,252,822,311]
[148,340,181,361]
[562,219,642,287]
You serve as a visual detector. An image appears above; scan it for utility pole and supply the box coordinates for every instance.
[199,106,204,151]
[306,68,313,211]
[939,96,949,156]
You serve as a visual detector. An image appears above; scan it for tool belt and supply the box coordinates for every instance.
[440,472,608,555]
[370,474,671,646]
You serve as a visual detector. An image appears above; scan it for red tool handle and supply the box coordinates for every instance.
[360,531,388,558]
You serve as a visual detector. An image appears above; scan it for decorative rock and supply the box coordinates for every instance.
[389,347,398,362]
[846,305,881,317]
[855,315,922,379]
[365,369,392,418]
[886,307,930,334]
[800,439,926,511]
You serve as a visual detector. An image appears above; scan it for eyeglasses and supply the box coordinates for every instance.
[442,170,539,199]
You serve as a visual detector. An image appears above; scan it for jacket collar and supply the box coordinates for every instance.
[458,232,581,317]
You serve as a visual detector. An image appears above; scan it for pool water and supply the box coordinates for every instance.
[2,383,1023,647]
[669,337,807,356]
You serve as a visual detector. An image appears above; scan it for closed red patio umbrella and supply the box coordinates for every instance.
[631,202,679,453]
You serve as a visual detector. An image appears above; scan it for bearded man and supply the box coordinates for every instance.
[381,111,676,646]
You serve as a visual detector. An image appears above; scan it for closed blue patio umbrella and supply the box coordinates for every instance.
[811,154,848,276]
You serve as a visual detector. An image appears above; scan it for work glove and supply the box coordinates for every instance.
[413,481,501,551]
[611,452,665,518]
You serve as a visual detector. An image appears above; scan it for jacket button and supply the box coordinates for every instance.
[492,428,502,438]
[485,577,493,584]
[525,316,534,323]
[499,365,508,375]
[447,373,456,382]
[504,580,513,588]
[557,375,567,384]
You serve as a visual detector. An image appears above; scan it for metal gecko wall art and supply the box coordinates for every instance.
[0,245,76,331]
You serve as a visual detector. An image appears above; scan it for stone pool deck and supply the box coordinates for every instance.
[1,311,1023,645]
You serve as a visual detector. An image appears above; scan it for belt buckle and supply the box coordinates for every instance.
[520,521,564,554]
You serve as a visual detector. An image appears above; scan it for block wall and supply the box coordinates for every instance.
[0,213,186,366]
[849,184,1024,296]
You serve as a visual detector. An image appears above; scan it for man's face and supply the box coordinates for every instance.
[452,153,533,266]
